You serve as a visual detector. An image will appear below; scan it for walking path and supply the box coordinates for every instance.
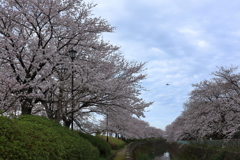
[110,146,127,160]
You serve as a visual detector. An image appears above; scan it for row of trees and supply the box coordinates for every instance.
[0,0,162,138]
[166,66,240,142]
[99,108,163,139]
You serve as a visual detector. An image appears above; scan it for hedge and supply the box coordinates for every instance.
[78,132,111,157]
[0,115,99,160]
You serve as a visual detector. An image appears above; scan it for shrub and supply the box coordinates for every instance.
[78,132,111,157]
[0,115,99,160]
[97,135,126,150]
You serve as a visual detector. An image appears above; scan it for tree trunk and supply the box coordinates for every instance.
[43,101,54,119]
[21,99,33,115]
[21,106,32,115]
[63,119,71,128]
[56,86,64,123]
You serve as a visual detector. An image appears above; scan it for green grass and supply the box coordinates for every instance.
[0,115,99,160]
[97,135,126,150]
[78,132,111,158]
[95,135,128,160]
[189,141,240,153]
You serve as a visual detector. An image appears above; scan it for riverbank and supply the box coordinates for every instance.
[168,142,240,160]
[106,139,166,160]
[115,139,240,160]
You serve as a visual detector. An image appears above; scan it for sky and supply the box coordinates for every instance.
[85,0,240,130]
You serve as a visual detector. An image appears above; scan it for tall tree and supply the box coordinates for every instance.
[0,0,152,131]
[0,0,115,114]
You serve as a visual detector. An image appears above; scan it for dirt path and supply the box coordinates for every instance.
[110,146,127,160]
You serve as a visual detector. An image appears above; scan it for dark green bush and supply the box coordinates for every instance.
[0,115,99,160]
[78,132,111,157]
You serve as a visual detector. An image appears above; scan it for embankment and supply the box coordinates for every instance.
[168,142,240,160]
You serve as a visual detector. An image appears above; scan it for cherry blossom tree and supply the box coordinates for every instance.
[166,66,240,142]
[36,46,152,128]
[99,108,163,139]
[0,0,114,114]
[0,0,153,131]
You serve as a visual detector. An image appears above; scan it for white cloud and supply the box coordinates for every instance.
[84,0,240,130]
[178,28,200,36]
[197,40,209,49]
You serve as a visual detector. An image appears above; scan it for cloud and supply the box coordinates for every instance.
[197,40,209,48]
[84,0,240,130]
[178,28,201,36]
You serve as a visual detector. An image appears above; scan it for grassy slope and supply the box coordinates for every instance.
[0,115,129,160]
[0,115,99,160]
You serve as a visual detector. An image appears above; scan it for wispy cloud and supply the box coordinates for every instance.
[85,0,240,130]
